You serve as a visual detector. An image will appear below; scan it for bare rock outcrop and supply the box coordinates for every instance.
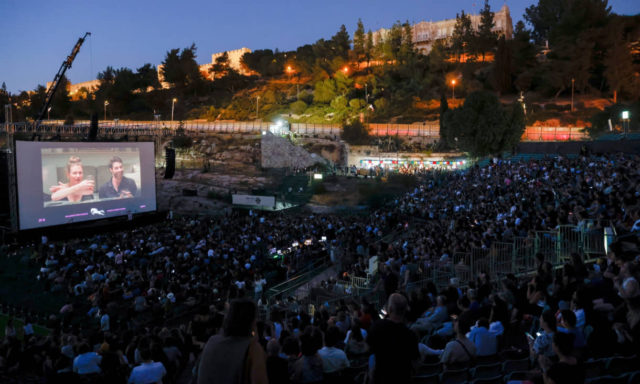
[261,133,327,169]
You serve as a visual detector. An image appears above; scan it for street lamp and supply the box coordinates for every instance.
[451,79,456,101]
[171,98,177,122]
[571,78,575,112]
[622,110,630,138]
[47,107,52,121]
[104,100,109,121]
[365,83,369,104]
[342,66,349,75]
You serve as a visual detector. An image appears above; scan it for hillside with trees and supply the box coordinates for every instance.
[1,0,639,141]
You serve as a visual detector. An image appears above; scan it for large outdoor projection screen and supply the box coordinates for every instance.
[16,141,156,230]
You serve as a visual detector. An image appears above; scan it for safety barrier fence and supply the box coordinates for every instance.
[2,121,592,141]
[406,223,614,292]
[521,126,588,142]
[265,255,330,301]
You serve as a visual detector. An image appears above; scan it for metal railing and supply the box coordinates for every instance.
[407,223,613,292]
[265,256,330,301]
[2,121,592,141]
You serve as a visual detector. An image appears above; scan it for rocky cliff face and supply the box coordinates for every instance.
[261,133,327,169]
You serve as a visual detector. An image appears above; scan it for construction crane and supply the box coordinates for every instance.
[36,32,91,123]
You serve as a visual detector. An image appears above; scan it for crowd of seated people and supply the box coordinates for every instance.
[0,153,638,383]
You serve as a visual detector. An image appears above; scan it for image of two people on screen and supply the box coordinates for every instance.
[48,156,137,203]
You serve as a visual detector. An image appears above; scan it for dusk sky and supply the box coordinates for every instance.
[1,0,639,94]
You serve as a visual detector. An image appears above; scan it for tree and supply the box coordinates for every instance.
[399,22,414,63]
[50,75,72,119]
[442,91,524,156]
[98,66,116,84]
[428,40,449,79]
[313,79,337,103]
[241,49,285,77]
[331,25,351,60]
[210,52,230,79]
[525,0,611,45]
[386,22,404,61]
[353,19,366,64]
[160,44,204,92]
[334,71,353,96]
[524,0,566,44]
[365,30,375,69]
[0,82,9,123]
[290,100,307,115]
[342,119,370,145]
[438,92,449,146]
[492,35,512,94]
[451,11,473,61]
[603,24,636,101]
[476,0,497,61]
[511,22,536,72]
[136,63,160,91]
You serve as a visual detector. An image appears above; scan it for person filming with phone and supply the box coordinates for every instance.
[98,156,137,199]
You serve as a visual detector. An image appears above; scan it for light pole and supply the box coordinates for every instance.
[256,96,260,120]
[171,98,177,122]
[104,100,109,121]
[622,110,630,138]
[451,79,456,101]
[571,78,575,112]
[365,83,369,104]
[47,107,51,121]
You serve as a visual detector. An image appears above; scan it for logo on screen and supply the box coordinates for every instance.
[90,208,105,216]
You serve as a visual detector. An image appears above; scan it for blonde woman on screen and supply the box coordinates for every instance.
[50,156,95,202]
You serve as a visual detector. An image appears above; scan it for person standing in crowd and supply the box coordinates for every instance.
[198,298,268,384]
[317,325,350,376]
[127,345,166,384]
[367,293,419,384]
[291,326,324,384]
[540,332,585,384]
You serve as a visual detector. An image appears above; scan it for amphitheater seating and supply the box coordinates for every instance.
[412,373,440,384]
[607,355,639,377]
[470,376,503,384]
[628,371,640,384]
[407,354,640,384]
[470,362,502,379]
[439,368,469,384]
[584,358,608,379]
[501,358,530,376]
[502,370,529,383]
[586,374,630,384]
[417,362,443,376]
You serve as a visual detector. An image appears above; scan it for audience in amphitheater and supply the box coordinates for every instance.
[0,153,638,383]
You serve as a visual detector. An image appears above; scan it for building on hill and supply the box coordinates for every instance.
[202,47,253,79]
[158,47,252,87]
[45,79,101,100]
[373,4,513,54]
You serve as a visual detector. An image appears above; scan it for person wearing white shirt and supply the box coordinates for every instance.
[466,318,497,357]
[100,311,110,332]
[128,347,167,384]
[318,326,350,374]
[254,274,267,300]
[73,343,102,375]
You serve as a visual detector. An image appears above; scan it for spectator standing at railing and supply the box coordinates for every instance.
[367,293,419,384]
[197,298,268,384]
